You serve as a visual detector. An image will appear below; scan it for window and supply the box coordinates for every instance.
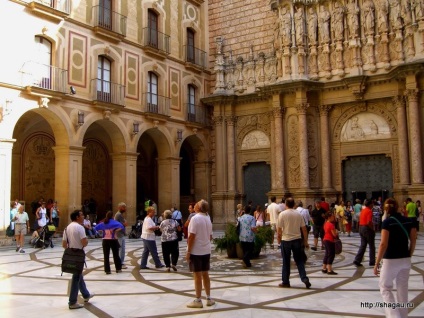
[34,36,52,89]
[148,9,158,48]
[187,29,195,63]
[188,84,196,121]
[147,72,158,113]
[97,56,111,102]
[99,0,112,30]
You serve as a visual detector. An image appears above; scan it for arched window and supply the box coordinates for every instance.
[99,0,112,30]
[34,36,52,89]
[188,84,196,121]
[187,29,195,63]
[97,56,111,102]
[147,71,158,113]
[148,9,158,48]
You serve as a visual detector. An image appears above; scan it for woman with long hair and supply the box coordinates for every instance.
[374,198,417,318]
[94,211,125,274]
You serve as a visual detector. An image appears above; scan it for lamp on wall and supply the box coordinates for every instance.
[70,86,76,95]
[0,100,12,122]
[132,121,140,135]
[176,129,183,143]
[76,111,84,128]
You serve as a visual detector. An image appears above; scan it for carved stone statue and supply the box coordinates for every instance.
[389,0,402,29]
[319,5,331,43]
[402,1,413,26]
[331,2,345,41]
[347,0,360,38]
[280,6,292,46]
[307,7,318,45]
[378,0,389,33]
[414,0,424,20]
[294,6,305,46]
[363,0,375,35]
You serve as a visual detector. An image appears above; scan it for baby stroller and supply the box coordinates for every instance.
[33,224,56,248]
[128,219,142,239]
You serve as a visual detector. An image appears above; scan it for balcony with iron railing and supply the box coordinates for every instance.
[91,78,125,107]
[21,61,68,94]
[184,45,207,71]
[92,5,127,40]
[27,0,70,20]
[142,28,170,58]
[142,93,170,117]
[185,103,208,126]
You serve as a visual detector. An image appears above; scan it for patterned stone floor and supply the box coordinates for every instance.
[0,231,423,318]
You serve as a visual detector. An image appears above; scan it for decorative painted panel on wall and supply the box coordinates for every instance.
[68,31,87,87]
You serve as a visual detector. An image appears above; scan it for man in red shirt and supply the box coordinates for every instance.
[320,197,330,212]
[353,199,375,266]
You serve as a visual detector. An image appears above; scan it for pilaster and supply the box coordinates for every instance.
[0,139,15,232]
[296,102,310,189]
[319,105,333,191]
[393,96,410,187]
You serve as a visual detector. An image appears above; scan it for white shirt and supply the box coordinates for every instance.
[268,202,282,224]
[278,209,306,241]
[63,222,86,249]
[296,207,311,226]
[188,213,212,255]
[141,216,156,241]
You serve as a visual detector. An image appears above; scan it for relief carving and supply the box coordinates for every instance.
[347,0,360,39]
[319,5,331,44]
[307,7,318,45]
[294,6,305,46]
[363,0,376,36]
[332,2,345,41]
[287,116,300,188]
[280,5,292,47]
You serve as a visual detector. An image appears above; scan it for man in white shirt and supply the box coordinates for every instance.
[267,196,282,248]
[277,197,311,289]
[185,199,215,308]
[296,200,312,239]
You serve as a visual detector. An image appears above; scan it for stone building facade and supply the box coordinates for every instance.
[204,0,424,225]
[1,0,424,232]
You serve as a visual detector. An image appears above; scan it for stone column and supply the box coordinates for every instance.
[0,139,15,230]
[52,146,85,228]
[214,116,225,191]
[319,105,333,190]
[296,103,310,189]
[272,102,285,191]
[405,89,423,184]
[110,152,139,224]
[226,116,236,192]
[394,96,410,186]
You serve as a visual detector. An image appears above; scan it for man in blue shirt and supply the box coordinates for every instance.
[238,205,257,268]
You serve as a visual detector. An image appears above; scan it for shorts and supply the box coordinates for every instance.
[15,223,27,236]
[189,254,210,272]
[313,225,324,239]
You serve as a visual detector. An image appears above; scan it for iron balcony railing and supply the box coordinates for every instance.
[92,5,127,36]
[184,45,207,69]
[21,61,68,93]
[186,103,208,125]
[29,0,70,14]
[143,28,170,54]
[91,78,125,106]
[142,93,170,116]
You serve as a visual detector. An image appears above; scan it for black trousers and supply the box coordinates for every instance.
[161,239,179,267]
[240,241,254,267]
[102,239,122,273]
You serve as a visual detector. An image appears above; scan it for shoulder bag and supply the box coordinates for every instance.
[334,237,342,254]
[61,228,86,275]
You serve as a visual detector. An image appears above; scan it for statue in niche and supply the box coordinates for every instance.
[280,5,292,47]
[332,2,345,41]
[307,6,318,45]
[389,0,402,29]
[347,0,360,38]
[319,5,331,43]
[414,0,424,19]
[378,0,389,33]
[363,0,376,35]
[402,2,413,26]
[294,6,305,46]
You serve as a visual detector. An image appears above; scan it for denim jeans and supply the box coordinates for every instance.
[354,226,375,265]
[281,238,308,285]
[117,236,126,264]
[69,272,90,305]
[140,239,162,268]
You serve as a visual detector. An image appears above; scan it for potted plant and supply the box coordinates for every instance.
[213,223,273,259]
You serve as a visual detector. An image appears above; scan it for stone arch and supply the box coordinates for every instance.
[333,101,397,142]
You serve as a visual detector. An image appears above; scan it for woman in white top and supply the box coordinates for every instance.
[140,207,165,269]
[36,201,48,228]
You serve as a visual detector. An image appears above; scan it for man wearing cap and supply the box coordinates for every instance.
[353,199,375,267]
